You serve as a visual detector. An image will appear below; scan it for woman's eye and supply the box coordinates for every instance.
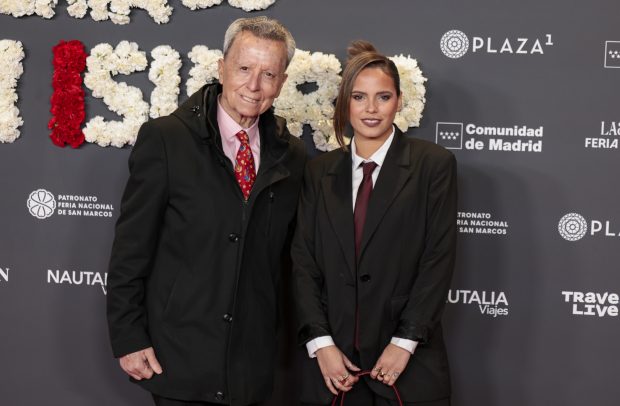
[352,94,363,101]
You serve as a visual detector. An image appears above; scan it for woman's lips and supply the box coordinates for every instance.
[361,118,381,127]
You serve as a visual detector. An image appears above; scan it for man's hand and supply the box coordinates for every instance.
[315,345,360,395]
[370,343,410,386]
[119,347,163,380]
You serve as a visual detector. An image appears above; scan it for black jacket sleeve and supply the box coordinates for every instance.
[394,152,457,343]
[106,121,168,358]
[291,164,332,345]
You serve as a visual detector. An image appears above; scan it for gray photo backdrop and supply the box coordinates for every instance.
[1,0,619,405]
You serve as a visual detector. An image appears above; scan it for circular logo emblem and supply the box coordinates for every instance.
[440,30,470,58]
[27,189,56,219]
[558,213,588,241]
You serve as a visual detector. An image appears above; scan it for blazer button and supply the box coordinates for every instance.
[223,313,233,322]
[214,391,225,401]
[360,274,371,282]
[228,233,240,242]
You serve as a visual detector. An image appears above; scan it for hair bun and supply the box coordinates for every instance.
[347,40,378,60]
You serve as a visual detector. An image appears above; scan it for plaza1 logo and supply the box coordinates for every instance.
[436,122,543,153]
[562,291,619,317]
[457,211,509,236]
[0,266,9,283]
[27,188,114,220]
[558,213,620,242]
[604,41,620,68]
[447,289,509,317]
[585,121,619,150]
[440,29,554,59]
[47,269,108,295]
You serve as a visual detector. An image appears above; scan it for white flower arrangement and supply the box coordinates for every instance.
[0,0,57,18]
[181,0,222,10]
[149,45,182,118]
[0,40,25,144]
[273,49,342,152]
[65,0,172,24]
[227,0,275,12]
[182,0,275,11]
[4,0,276,22]
[186,45,222,96]
[18,40,424,149]
[390,55,427,132]
[83,41,149,147]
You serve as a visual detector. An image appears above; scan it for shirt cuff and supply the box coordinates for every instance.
[306,336,335,358]
[391,337,418,354]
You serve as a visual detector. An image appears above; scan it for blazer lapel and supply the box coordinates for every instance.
[358,130,412,263]
[321,150,356,281]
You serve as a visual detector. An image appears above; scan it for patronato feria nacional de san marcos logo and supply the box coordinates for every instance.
[26,188,114,219]
[27,189,56,219]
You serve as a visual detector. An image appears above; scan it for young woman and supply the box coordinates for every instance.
[292,41,457,406]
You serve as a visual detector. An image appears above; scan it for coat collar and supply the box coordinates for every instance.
[172,83,290,171]
[172,83,292,203]
[322,128,412,279]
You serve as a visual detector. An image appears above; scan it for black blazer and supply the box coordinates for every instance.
[292,128,457,404]
[106,84,306,405]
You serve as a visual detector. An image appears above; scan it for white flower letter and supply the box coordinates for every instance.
[149,45,181,118]
[0,40,25,143]
[181,0,222,10]
[390,54,427,131]
[1,0,57,18]
[227,0,275,12]
[84,41,149,147]
[273,49,342,152]
[186,45,223,96]
[67,0,172,24]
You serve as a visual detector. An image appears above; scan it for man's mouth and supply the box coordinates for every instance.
[241,95,260,104]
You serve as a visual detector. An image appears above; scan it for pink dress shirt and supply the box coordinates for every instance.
[217,97,261,172]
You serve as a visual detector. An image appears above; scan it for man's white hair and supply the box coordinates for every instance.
[223,16,296,67]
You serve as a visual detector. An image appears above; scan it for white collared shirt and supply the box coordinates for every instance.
[306,126,418,358]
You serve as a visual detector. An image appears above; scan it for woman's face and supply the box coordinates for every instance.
[348,67,402,143]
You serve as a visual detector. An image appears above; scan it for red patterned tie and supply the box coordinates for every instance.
[353,161,377,350]
[234,130,256,200]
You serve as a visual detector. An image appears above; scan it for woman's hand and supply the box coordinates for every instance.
[371,343,410,386]
[315,345,361,395]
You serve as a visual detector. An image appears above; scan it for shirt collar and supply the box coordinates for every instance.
[351,126,396,170]
[216,96,260,141]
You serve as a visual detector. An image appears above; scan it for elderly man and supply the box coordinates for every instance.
[106,17,306,406]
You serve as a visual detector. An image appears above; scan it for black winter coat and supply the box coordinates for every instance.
[107,83,306,405]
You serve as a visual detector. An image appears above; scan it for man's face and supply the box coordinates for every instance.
[218,32,288,127]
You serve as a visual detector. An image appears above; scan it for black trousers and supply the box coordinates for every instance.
[152,394,258,406]
[301,377,451,406]
[301,352,450,406]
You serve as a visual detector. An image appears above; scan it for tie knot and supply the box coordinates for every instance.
[361,161,377,178]
[236,130,249,144]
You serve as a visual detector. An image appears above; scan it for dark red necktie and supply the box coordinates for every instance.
[354,161,378,258]
[353,161,377,350]
[234,130,256,200]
